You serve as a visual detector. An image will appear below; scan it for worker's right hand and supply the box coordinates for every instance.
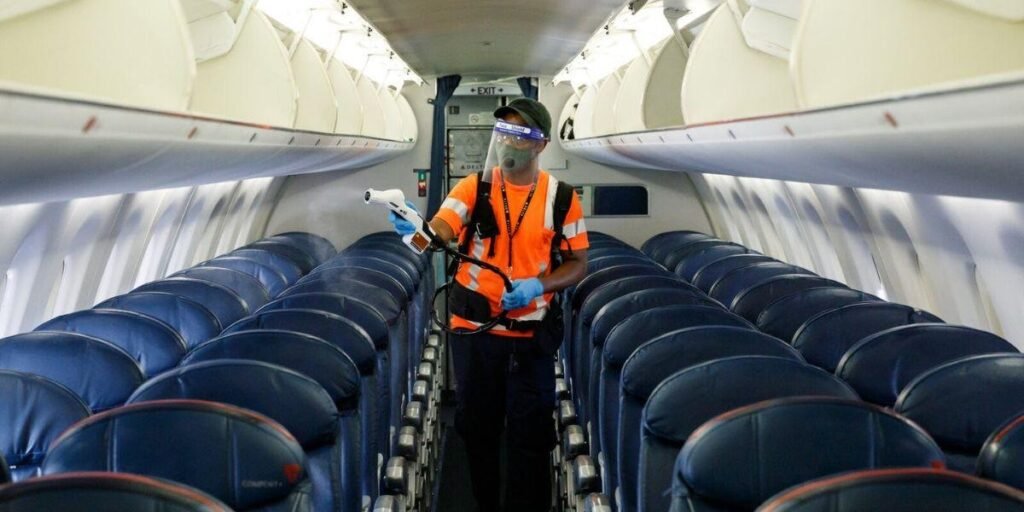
[388,200,419,236]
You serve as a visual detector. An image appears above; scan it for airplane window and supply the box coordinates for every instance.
[591,185,649,216]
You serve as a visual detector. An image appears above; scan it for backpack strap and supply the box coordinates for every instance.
[457,170,500,259]
[550,179,576,269]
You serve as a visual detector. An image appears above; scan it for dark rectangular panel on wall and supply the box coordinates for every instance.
[593,185,649,216]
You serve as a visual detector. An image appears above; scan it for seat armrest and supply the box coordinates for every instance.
[563,424,589,460]
[373,494,405,512]
[382,456,409,496]
[403,401,424,432]
[583,493,612,512]
[558,399,578,431]
[572,455,602,496]
[396,426,419,462]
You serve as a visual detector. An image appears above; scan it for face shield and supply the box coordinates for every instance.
[484,120,547,176]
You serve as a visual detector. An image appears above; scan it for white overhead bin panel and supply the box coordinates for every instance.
[189,8,298,127]
[591,72,623,136]
[747,0,802,19]
[793,0,1024,109]
[0,0,194,111]
[572,85,599,139]
[396,93,418,142]
[327,60,364,135]
[614,39,671,134]
[187,11,236,62]
[557,92,581,140]
[378,88,404,141]
[290,39,338,133]
[354,75,386,138]
[0,0,70,22]
[643,34,689,129]
[740,5,798,59]
[681,3,798,124]
[942,0,1024,21]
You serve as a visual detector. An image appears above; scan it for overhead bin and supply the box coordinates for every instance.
[572,84,599,140]
[643,33,690,129]
[396,93,418,142]
[613,40,668,133]
[354,75,387,138]
[377,88,404,141]
[792,0,1024,109]
[557,92,581,139]
[591,71,624,137]
[327,60,365,135]
[289,39,339,133]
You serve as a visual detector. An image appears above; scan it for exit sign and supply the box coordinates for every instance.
[475,86,497,95]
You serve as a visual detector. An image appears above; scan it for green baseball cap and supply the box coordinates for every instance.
[494,98,552,140]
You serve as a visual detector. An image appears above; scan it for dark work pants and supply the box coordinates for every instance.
[451,330,557,512]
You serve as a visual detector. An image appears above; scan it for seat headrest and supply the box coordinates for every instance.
[280,279,402,322]
[224,309,376,374]
[837,324,1017,406]
[605,306,754,369]
[792,302,943,372]
[266,232,337,264]
[134,278,248,329]
[43,400,307,510]
[692,254,775,293]
[297,267,408,303]
[758,469,1024,512]
[95,292,221,349]
[334,249,423,277]
[756,287,880,343]
[0,332,143,412]
[663,240,742,272]
[256,292,389,349]
[0,370,89,477]
[730,275,845,319]
[979,411,1024,491]
[593,289,721,347]
[183,330,360,411]
[648,236,717,265]
[36,310,186,377]
[642,231,711,256]
[580,275,694,325]
[572,264,671,310]
[200,258,288,297]
[896,354,1024,454]
[310,259,415,296]
[587,255,656,273]
[710,262,811,305]
[245,241,317,274]
[674,243,749,282]
[129,360,338,450]
[229,248,303,284]
[172,268,269,312]
[643,356,852,445]
[0,472,233,511]
[346,239,429,269]
[676,397,945,509]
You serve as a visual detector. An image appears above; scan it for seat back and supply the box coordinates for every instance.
[246,240,317,274]
[0,332,143,412]
[979,413,1024,492]
[691,254,775,293]
[647,236,716,266]
[0,371,90,481]
[587,255,656,273]
[0,472,233,511]
[897,354,1024,472]
[43,400,312,511]
[571,264,671,313]
[172,267,270,312]
[129,360,359,511]
[94,292,221,349]
[36,310,186,377]
[229,248,304,285]
[672,397,944,511]
[312,259,415,298]
[200,257,289,297]
[793,303,942,372]
[662,240,738,273]
[135,278,249,329]
[837,324,1017,406]
[729,275,845,320]
[347,238,429,274]
[642,231,711,258]
[257,293,389,351]
[709,261,812,306]
[756,288,879,343]
[673,243,749,282]
[266,232,337,265]
[758,469,1024,512]
[324,253,420,285]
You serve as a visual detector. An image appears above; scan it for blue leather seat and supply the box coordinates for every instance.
[588,255,658,273]
[36,309,186,377]
[836,324,1017,406]
[757,469,1024,512]
[673,243,750,282]
[792,303,942,372]
[172,267,270,312]
[709,261,813,307]
[129,360,360,512]
[729,275,846,321]
[0,472,233,511]
[265,232,337,265]
[650,238,723,269]
[661,240,740,274]
[246,240,318,274]
[691,254,776,294]
[0,332,143,412]
[571,264,672,315]
[257,293,390,352]
[224,309,383,499]
[622,342,811,512]
[670,397,944,512]
[755,288,880,343]
[585,289,722,458]
[979,410,1024,491]
[0,370,89,480]
[43,400,313,511]
[230,248,304,285]
[201,257,289,297]
[896,354,1024,472]
[94,292,221,349]
[642,231,712,262]
[135,278,249,329]
[347,238,430,275]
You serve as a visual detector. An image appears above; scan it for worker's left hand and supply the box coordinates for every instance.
[501,278,545,311]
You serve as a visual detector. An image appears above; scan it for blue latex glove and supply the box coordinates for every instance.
[501,278,545,311]
[388,200,419,236]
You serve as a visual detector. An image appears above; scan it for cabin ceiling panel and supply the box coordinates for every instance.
[346,0,624,80]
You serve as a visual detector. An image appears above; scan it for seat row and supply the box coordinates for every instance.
[0,231,439,511]
[551,230,1024,512]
